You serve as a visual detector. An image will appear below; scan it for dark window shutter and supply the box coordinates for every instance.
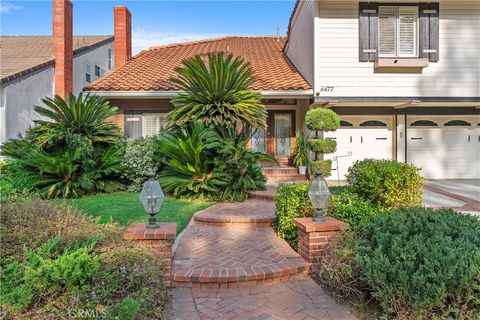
[368,3,378,61]
[124,111,143,138]
[419,2,439,62]
[428,3,439,62]
[359,2,370,62]
[359,2,378,62]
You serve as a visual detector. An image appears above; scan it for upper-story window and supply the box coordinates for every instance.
[85,64,91,83]
[359,2,439,63]
[378,6,418,58]
[108,49,112,70]
[95,65,101,77]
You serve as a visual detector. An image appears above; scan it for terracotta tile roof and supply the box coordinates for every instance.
[0,35,113,81]
[86,36,311,92]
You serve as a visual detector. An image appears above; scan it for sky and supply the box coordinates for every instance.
[0,0,296,53]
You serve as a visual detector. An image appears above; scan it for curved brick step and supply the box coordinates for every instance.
[172,224,310,288]
[194,199,276,226]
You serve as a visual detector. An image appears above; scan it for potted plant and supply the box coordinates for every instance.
[292,131,310,174]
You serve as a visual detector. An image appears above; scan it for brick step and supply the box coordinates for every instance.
[263,167,300,176]
[267,175,307,183]
[248,190,275,201]
[171,264,310,288]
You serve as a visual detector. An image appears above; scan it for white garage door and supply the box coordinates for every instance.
[407,116,480,179]
[324,116,394,180]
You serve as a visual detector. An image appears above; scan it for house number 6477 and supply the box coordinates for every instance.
[320,86,334,92]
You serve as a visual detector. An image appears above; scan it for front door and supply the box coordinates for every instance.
[251,110,295,162]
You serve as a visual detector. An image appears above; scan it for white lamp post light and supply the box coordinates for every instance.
[139,172,165,229]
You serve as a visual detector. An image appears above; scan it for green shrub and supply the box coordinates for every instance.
[305,108,340,131]
[117,297,141,320]
[0,198,170,319]
[310,159,332,178]
[274,182,315,248]
[326,187,385,228]
[291,131,310,167]
[346,159,423,208]
[308,139,336,154]
[356,208,480,319]
[1,93,125,198]
[158,122,270,201]
[121,137,161,191]
[312,230,370,304]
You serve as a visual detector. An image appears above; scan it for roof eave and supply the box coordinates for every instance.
[87,89,314,99]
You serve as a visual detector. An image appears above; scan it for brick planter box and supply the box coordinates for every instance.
[293,217,348,268]
[124,223,176,285]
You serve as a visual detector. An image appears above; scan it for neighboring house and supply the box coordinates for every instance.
[85,0,480,180]
[0,0,124,144]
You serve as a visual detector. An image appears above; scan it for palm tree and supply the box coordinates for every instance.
[168,53,267,130]
[32,93,121,147]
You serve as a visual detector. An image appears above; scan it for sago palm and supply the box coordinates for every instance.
[32,93,121,147]
[168,53,267,130]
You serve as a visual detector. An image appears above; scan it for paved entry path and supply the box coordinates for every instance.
[171,199,356,320]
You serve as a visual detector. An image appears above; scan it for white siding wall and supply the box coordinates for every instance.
[0,67,54,144]
[285,0,316,86]
[73,41,114,94]
[1,41,114,143]
[314,0,480,97]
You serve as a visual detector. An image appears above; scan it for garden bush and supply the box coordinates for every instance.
[0,197,170,319]
[356,207,480,319]
[305,108,340,131]
[326,186,385,228]
[312,230,370,304]
[121,137,161,191]
[346,159,423,208]
[274,182,315,248]
[0,93,125,198]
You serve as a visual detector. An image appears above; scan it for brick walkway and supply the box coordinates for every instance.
[171,199,356,319]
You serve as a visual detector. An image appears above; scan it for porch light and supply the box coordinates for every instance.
[308,170,331,222]
[140,172,165,229]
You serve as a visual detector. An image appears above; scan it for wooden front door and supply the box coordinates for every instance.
[251,110,295,162]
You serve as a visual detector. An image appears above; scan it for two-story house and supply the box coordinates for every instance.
[0,0,131,144]
[85,0,479,180]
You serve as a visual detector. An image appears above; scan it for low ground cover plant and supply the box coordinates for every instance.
[356,207,480,319]
[0,197,170,319]
[346,159,423,208]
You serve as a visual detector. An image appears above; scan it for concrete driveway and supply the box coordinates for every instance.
[423,179,480,216]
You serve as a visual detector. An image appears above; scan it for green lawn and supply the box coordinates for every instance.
[60,192,211,233]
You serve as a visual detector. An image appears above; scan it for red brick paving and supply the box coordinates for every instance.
[171,198,356,319]
[173,278,355,320]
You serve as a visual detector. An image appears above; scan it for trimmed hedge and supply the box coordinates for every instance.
[326,187,384,228]
[356,208,480,319]
[308,139,337,154]
[310,160,332,178]
[274,182,315,248]
[346,159,423,208]
[305,108,340,131]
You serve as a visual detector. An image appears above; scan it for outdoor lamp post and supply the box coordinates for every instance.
[308,170,331,222]
[140,172,165,229]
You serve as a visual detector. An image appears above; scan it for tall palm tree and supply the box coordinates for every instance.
[168,53,267,130]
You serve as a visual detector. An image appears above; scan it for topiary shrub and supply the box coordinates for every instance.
[356,208,480,319]
[274,182,315,248]
[305,108,340,131]
[304,108,340,177]
[346,159,423,208]
[326,186,385,228]
[121,137,161,191]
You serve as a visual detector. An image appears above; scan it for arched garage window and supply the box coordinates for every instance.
[359,120,387,127]
[444,120,471,127]
[340,120,353,127]
[410,120,438,127]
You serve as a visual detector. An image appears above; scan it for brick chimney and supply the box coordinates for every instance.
[52,0,73,98]
[114,6,132,69]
